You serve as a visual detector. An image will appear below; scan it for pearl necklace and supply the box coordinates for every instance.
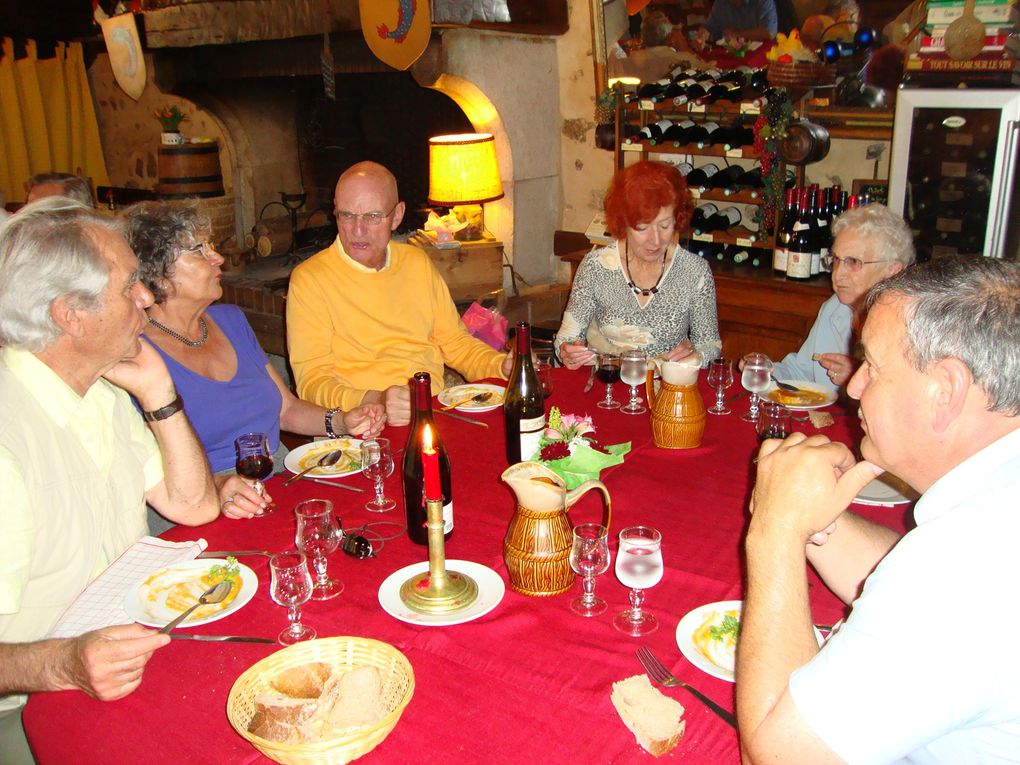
[624,243,668,297]
[148,315,208,348]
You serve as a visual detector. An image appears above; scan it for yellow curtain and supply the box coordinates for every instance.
[0,38,110,205]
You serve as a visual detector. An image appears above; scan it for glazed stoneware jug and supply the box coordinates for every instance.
[645,356,706,449]
[501,462,611,596]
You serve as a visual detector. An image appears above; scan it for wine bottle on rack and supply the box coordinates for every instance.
[663,119,696,146]
[689,203,719,232]
[808,187,824,276]
[402,371,453,545]
[636,79,670,102]
[504,322,545,465]
[787,189,814,280]
[685,163,720,189]
[695,206,742,234]
[704,165,744,191]
[773,187,797,274]
[735,166,764,190]
[638,119,673,143]
[692,122,721,149]
[698,82,742,105]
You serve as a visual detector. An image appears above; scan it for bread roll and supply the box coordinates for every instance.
[316,666,386,731]
[269,661,332,698]
[247,692,318,742]
[611,674,685,757]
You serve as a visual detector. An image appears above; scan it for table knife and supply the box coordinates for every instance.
[435,409,489,428]
[170,634,275,644]
[725,390,749,403]
[297,476,365,492]
[583,364,597,393]
[197,550,270,559]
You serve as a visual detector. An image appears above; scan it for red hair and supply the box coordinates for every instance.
[604,160,693,239]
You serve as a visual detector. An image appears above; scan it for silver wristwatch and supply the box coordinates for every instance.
[324,407,345,438]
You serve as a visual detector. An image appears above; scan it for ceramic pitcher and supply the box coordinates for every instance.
[501,462,611,597]
[645,356,706,449]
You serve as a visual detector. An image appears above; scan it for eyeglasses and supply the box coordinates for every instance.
[335,204,398,227]
[821,253,891,273]
[179,240,217,260]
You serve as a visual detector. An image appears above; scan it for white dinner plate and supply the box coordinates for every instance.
[124,559,257,629]
[377,559,505,626]
[676,600,823,683]
[764,380,837,411]
[437,383,505,413]
[854,472,920,506]
[284,437,365,479]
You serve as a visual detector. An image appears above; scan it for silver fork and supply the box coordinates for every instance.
[635,646,737,728]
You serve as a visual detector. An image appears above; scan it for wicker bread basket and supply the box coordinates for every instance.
[767,60,836,98]
[227,636,415,765]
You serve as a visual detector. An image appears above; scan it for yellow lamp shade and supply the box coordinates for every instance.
[428,133,504,206]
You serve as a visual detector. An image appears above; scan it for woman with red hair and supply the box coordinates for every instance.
[556,160,721,368]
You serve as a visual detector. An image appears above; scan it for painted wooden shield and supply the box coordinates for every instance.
[359,0,431,71]
[100,13,146,100]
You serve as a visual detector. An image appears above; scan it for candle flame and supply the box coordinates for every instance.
[423,423,434,452]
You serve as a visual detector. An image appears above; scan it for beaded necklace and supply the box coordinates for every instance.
[148,315,208,348]
[624,242,668,297]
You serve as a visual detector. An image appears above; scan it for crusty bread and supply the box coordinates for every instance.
[312,665,385,732]
[269,662,332,698]
[611,674,685,757]
[247,692,318,742]
[808,410,834,429]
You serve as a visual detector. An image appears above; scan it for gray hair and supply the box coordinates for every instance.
[26,172,95,208]
[0,198,119,351]
[832,203,916,267]
[867,256,1020,415]
[641,11,674,47]
[120,199,212,305]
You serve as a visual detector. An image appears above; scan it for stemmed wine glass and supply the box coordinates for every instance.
[740,352,773,423]
[569,523,611,617]
[619,350,648,415]
[361,438,396,512]
[234,432,275,514]
[595,353,621,410]
[269,552,315,645]
[707,357,734,415]
[613,526,664,636]
[294,498,343,600]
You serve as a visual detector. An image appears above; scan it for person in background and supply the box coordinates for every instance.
[286,161,512,427]
[25,172,95,208]
[556,160,721,368]
[609,11,703,83]
[703,0,778,41]
[122,200,385,527]
[0,199,227,763]
[738,256,1020,763]
[771,203,915,390]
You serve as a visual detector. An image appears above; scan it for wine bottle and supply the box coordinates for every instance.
[685,163,719,189]
[636,79,670,102]
[504,322,545,464]
[689,203,719,232]
[735,167,764,189]
[663,119,696,146]
[815,187,834,274]
[692,122,721,149]
[786,189,814,280]
[698,82,742,105]
[402,372,454,545]
[772,187,797,274]
[696,206,741,234]
[808,187,824,276]
[638,119,673,143]
[704,165,744,191]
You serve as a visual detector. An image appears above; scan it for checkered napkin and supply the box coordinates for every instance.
[49,536,207,638]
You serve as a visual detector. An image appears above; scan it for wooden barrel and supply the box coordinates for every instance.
[157,142,223,198]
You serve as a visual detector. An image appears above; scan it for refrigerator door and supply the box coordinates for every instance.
[888,88,1020,260]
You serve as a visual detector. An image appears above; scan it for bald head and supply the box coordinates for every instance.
[335,162,399,209]
[332,162,405,269]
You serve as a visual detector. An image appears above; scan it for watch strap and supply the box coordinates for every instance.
[142,393,184,422]
[324,406,345,438]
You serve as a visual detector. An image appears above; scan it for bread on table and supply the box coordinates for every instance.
[268,661,332,698]
[316,665,386,731]
[247,692,318,743]
[808,410,834,428]
[611,674,686,757]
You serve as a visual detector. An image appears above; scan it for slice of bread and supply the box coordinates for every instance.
[269,662,332,698]
[247,692,318,742]
[611,674,686,757]
[315,665,386,732]
[808,410,834,428]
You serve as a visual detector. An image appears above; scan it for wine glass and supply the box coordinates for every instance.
[613,526,663,636]
[595,353,621,410]
[569,523,611,617]
[234,432,275,514]
[707,357,734,415]
[535,350,554,399]
[294,498,343,600]
[361,438,396,512]
[269,552,315,645]
[740,352,773,423]
[619,350,648,415]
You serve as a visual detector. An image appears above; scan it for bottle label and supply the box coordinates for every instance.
[773,246,788,271]
[792,222,810,231]
[787,251,811,278]
[518,414,545,461]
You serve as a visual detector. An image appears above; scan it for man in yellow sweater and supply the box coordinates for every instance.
[287,162,512,426]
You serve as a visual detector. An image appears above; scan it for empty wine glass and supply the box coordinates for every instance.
[613,526,663,636]
[361,438,396,512]
[707,357,734,415]
[740,352,773,423]
[619,350,648,415]
[269,552,315,645]
[294,498,343,600]
[234,432,275,514]
[595,353,621,410]
[569,523,611,617]
[536,350,555,399]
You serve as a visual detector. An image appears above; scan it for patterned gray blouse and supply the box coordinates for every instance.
[554,242,721,364]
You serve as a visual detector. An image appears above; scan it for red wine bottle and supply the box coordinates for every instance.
[695,206,741,234]
[773,186,798,274]
[402,371,453,545]
[685,164,720,189]
[504,322,545,464]
[786,189,814,280]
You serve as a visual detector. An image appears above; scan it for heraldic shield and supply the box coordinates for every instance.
[100,13,146,100]
[360,0,432,71]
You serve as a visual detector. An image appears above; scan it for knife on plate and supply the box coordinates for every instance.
[197,550,270,559]
[170,634,275,644]
[583,363,597,394]
[296,476,366,492]
[435,409,489,428]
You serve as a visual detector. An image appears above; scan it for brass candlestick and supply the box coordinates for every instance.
[400,498,478,614]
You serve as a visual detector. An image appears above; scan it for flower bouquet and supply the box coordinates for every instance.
[532,408,630,489]
[154,105,188,132]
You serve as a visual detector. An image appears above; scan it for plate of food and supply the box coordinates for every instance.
[765,380,837,411]
[676,600,823,682]
[284,437,364,479]
[854,472,919,506]
[124,558,257,629]
[437,383,505,413]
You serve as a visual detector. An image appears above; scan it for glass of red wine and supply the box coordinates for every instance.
[234,432,275,515]
[596,353,622,410]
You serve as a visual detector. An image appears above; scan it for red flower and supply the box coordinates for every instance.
[540,442,571,461]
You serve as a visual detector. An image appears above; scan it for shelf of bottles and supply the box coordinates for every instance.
[772,183,864,281]
[614,66,781,262]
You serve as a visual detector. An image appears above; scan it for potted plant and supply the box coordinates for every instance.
[154,105,188,145]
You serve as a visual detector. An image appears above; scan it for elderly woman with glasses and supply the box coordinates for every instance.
[121,201,385,526]
[771,203,916,390]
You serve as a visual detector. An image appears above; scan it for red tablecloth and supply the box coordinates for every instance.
[23,369,909,764]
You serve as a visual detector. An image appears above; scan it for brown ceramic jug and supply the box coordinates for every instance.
[501,462,611,597]
[645,358,706,449]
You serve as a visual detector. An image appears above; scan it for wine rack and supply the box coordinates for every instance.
[613,88,782,262]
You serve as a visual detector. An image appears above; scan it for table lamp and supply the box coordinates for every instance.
[428,132,503,241]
